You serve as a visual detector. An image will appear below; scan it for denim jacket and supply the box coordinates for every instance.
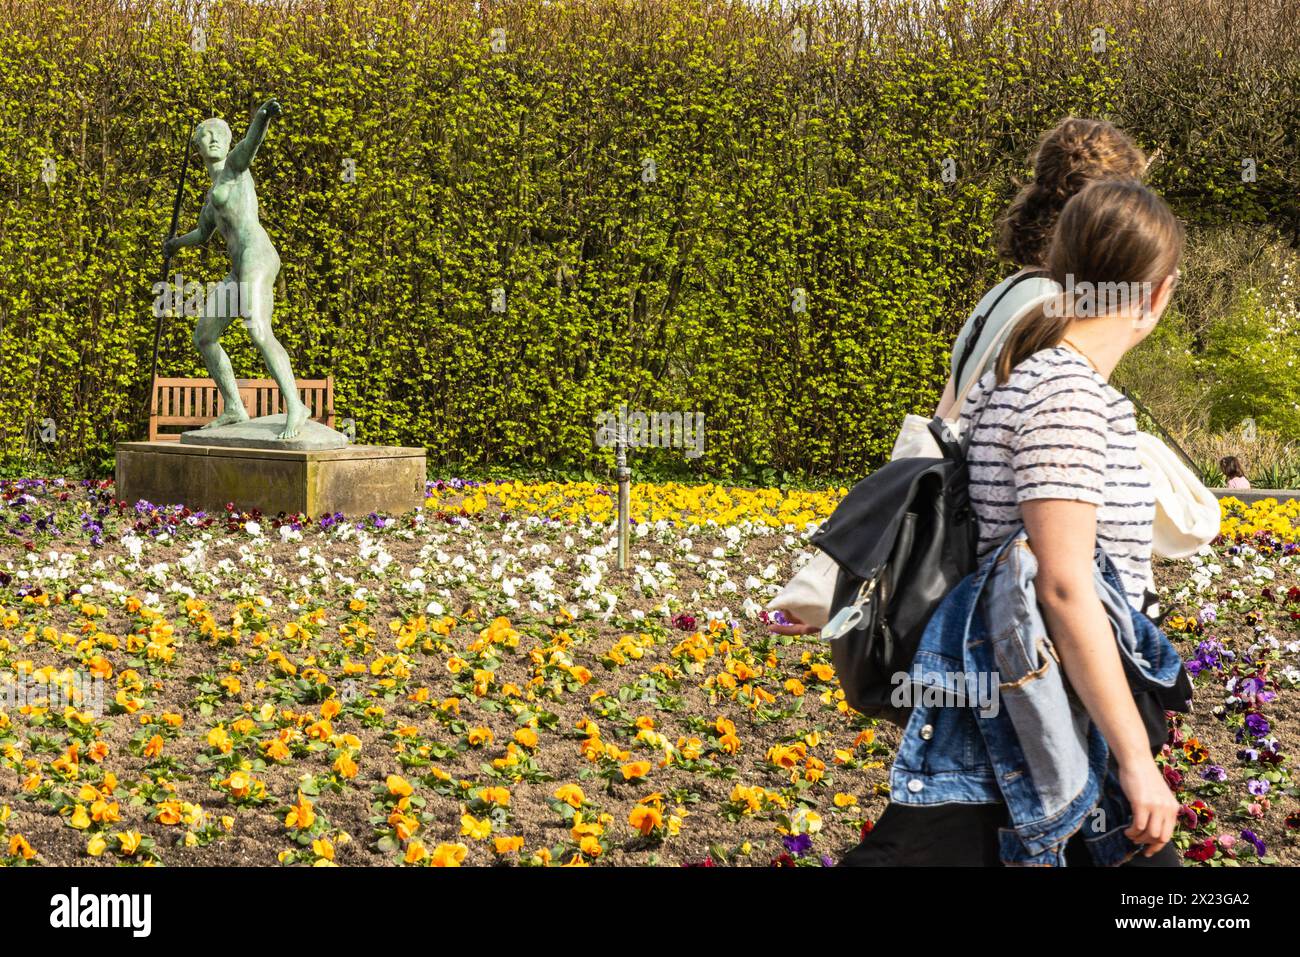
[887,529,1189,866]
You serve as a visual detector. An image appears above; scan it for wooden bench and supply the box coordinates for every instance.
[148,377,335,442]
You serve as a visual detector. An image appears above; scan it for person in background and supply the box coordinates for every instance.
[1221,455,1251,490]
[935,117,1149,417]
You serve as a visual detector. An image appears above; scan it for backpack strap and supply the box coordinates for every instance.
[927,416,965,463]
[1140,587,1166,625]
[951,268,1051,398]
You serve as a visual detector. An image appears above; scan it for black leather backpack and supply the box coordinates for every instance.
[811,418,979,726]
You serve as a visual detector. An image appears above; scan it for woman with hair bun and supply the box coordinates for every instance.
[771,118,1150,641]
[936,117,1148,417]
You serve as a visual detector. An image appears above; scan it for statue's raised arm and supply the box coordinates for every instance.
[226,98,282,175]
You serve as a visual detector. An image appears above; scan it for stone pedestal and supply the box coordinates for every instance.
[115,441,427,516]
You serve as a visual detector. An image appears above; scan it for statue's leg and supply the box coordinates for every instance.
[195,273,249,428]
[242,266,308,439]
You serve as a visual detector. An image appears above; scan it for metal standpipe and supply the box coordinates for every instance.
[616,424,630,571]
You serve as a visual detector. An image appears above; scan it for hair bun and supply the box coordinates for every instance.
[996,118,1146,266]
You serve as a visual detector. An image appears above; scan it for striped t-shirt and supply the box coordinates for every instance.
[958,345,1156,610]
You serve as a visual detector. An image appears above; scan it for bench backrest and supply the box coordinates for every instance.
[148,377,335,441]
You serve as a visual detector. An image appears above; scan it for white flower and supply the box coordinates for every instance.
[120,534,144,560]
[179,544,206,575]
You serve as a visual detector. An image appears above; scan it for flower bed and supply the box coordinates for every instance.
[0,479,1295,866]
[1156,500,1300,865]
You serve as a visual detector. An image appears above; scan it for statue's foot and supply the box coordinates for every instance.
[201,406,250,429]
[278,402,309,440]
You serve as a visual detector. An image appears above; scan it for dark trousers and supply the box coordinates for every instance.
[840,802,1181,867]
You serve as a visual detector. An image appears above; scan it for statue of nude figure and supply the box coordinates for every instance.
[163,98,309,440]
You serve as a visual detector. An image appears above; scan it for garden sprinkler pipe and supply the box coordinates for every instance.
[616,429,630,571]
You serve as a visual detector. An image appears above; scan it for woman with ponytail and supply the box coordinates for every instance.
[843,180,1192,866]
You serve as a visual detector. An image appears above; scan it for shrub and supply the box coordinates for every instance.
[1,0,1297,479]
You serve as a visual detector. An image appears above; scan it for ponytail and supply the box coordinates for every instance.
[995,301,1069,384]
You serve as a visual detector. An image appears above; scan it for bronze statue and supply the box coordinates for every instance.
[163,98,309,440]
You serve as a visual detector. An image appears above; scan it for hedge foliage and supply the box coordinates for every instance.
[1,0,1298,478]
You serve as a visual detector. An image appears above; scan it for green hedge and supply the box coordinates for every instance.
[1,0,1297,479]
